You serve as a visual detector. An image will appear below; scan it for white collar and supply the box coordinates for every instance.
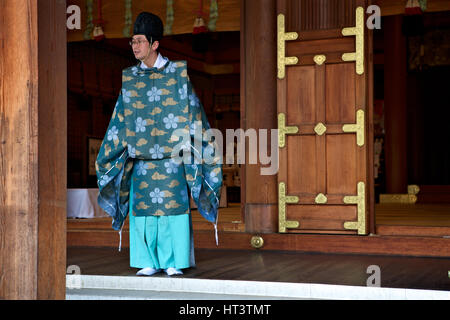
[141,53,167,69]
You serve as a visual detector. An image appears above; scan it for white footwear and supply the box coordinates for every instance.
[165,268,183,276]
[136,267,161,276]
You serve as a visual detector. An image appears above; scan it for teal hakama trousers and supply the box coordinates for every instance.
[129,183,194,270]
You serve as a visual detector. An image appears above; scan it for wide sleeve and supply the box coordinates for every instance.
[96,92,132,231]
[184,79,223,229]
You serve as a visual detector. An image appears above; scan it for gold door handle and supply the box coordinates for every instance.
[277,14,299,79]
[342,109,365,147]
[341,7,365,75]
[278,182,300,233]
[278,113,299,148]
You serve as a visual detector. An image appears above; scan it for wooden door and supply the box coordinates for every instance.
[277,0,373,235]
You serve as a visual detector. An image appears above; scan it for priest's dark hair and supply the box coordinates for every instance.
[133,12,164,44]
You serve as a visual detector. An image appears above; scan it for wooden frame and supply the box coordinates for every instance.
[241,0,279,233]
[0,0,67,299]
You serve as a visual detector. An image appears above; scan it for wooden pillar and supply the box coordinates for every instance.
[383,15,408,194]
[241,0,278,233]
[0,0,67,299]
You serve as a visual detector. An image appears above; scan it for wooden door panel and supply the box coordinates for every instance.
[285,0,357,32]
[286,66,316,125]
[287,205,357,233]
[278,0,371,235]
[287,37,355,57]
[326,134,358,195]
[325,64,356,124]
[287,135,318,194]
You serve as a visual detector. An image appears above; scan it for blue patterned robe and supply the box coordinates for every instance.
[96,58,223,238]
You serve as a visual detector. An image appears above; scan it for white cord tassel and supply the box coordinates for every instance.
[118,229,123,252]
[214,223,219,247]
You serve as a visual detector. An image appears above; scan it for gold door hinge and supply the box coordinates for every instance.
[277,14,299,79]
[342,7,365,75]
[379,185,420,204]
[278,182,300,233]
[343,182,367,235]
[278,113,299,148]
[342,109,365,147]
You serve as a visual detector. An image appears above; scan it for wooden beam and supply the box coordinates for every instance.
[65,0,450,42]
[67,0,240,42]
[367,0,376,234]
[67,229,450,258]
[0,0,66,300]
[194,232,450,258]
[242,0,278,233]
[384,15,408,194]
[37,0,67,300]
[0,0,40,300]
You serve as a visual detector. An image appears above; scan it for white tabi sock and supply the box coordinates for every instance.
[165,268,183,276]
[136,267,161,276]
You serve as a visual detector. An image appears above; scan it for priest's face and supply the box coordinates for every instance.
[131,35,151,61]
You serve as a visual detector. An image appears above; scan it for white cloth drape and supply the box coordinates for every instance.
[67,188,109,218]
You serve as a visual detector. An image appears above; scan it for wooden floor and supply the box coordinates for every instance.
[375,203,450,237]
[67,247,450,291]
[376,204,450,226]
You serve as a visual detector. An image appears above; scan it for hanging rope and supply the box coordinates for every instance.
[83,0,94,40]
[123,0,133,37]
[208,0,218,32]
[419,0,427,12]
[164,0,174,35]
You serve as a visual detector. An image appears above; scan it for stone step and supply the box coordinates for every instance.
[66,275,450,300]
[66,288,293,300]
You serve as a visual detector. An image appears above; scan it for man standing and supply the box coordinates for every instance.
[96,12,223,276]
